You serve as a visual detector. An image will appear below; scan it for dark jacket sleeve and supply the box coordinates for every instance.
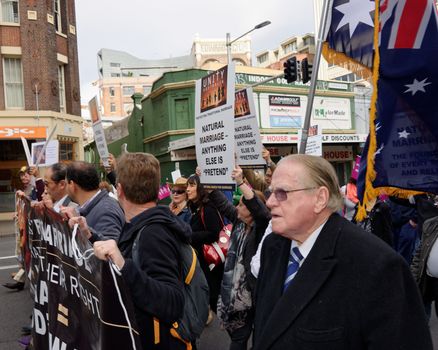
[90,197,124,241]
[191,204,223,246]
[242,195,271,245]
[208,189,237,223]
[106,171,117,187]
[121,224,184,324]
[359,253,432,349]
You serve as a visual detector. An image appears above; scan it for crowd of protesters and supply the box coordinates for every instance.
[4,149,438,350]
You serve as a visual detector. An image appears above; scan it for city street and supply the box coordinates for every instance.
[1,233,438,349]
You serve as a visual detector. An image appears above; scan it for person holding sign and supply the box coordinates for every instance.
[70,153,191,350]
[217,166,271,350]
[186,174,225,320]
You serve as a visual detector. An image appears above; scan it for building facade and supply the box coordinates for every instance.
[0,0,83,231]
[94,37,252,120]
[85,65,366,188]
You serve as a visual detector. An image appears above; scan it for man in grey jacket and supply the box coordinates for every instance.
[63,161,124,240]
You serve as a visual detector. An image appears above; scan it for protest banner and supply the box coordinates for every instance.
[195,64,235,190]
[19,198,141,350]
[234,87,264,169]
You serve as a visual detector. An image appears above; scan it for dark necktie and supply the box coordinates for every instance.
[283,246,304,292]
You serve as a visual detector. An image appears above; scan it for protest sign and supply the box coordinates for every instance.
[31,140,59,167]
[89,97,110,167]
[195,64,235,190]
[298,125,322,156]
[234,87,264,169]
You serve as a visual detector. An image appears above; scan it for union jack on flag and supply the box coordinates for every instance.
[324,0,438,217]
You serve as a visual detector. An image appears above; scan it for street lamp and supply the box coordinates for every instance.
[226,20,271,64]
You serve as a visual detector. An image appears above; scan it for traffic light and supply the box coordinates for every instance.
[301,58,313,84]
[283,57,298,83]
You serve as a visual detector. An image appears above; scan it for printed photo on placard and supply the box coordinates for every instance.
[200,66,228,113]
[234,89,251,118]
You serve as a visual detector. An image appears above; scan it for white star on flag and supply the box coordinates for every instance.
[375,122,382,131]
[335,0,375,38]
[404,78,431,96]
[374,143,384,157]
[398,129,410,138]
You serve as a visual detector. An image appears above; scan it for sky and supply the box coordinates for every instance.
[75,0,316,103]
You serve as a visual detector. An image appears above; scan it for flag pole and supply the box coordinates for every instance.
[298,0,331,154]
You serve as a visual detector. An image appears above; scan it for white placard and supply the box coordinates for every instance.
[92,121,110,167]
[195,64,235,190]
[171,169,182,183]
[21,136,32,166]
[234,87,264,168]
[89,96,109,167]
[31,140,59,167]
[298,125,322,156]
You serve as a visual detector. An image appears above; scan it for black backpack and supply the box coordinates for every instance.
[132,226,209,344]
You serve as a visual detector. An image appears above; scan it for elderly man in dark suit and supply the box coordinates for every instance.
[253,154,432,350]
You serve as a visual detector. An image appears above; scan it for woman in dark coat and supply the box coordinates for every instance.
[186,174,225,319]
[217,166,271,350]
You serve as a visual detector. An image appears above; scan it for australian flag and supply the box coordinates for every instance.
[325,0,438,213]
[323,0,375,77]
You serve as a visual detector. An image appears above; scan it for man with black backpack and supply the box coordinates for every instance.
[71,153,208,350]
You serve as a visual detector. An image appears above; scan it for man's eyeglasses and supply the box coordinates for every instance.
[172,189,186,195]
[269,187,316,202]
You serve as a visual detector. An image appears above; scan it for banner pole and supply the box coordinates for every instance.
[298,0,330,154]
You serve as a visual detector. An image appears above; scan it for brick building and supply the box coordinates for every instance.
[0,0,83,233]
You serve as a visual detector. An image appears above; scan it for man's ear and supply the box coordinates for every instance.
[116,183,124,199]
[314,186,329,214]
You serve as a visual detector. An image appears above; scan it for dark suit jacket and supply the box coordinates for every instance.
[253,213,432,350]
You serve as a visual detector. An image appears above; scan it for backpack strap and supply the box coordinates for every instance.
[185,247,197,285]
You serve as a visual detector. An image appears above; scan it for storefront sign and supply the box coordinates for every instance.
[261,134,299,144]
[0,126,46,139]
[168,135,196,151]
[321,134,367,143]
[170,148,196,161]
[323,145,354,161]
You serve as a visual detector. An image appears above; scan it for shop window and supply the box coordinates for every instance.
[59,141,74,161]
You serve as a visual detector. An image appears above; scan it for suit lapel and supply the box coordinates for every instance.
[257,214,343,350]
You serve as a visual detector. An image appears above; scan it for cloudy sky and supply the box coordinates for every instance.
[75,0,316,103]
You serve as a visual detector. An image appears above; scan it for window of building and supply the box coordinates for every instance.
[142,85,151,95]
[123,86,135,96]
[303,36,315,46]
[109,87,115,97]
[123,103,133,115]
[110,62,121,67]
[283,42,297,54]
[58,65,66,113]
[257,53,269,64]
[3,57,24,109]
[54,0,62,33]
[110,73,120,77]
[59,141,74,161]
[1,0,19,23]
[110,103,116,112]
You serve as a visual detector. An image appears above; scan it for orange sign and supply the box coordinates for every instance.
[0,126,47,139]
